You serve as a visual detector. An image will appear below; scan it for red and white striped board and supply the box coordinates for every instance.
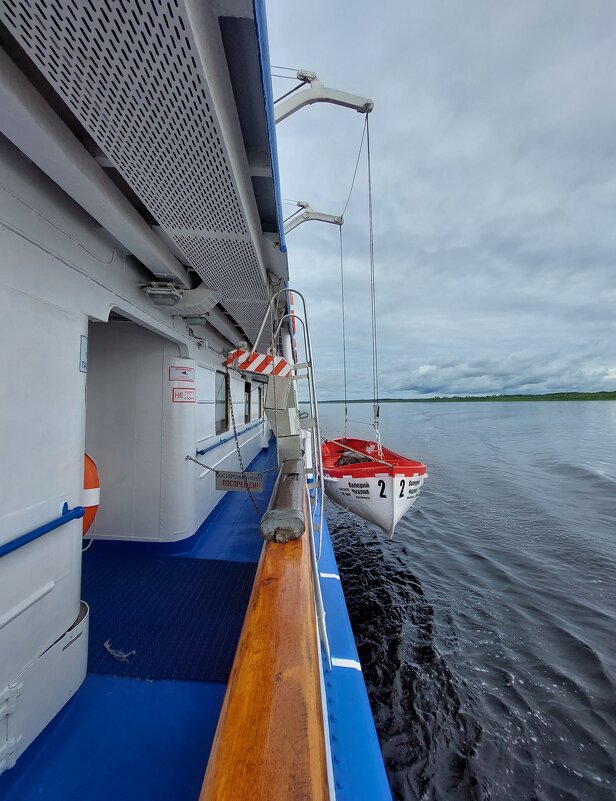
[225,348,292,377]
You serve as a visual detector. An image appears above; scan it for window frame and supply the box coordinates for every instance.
[244,381,251,424]
[215,370,229,435]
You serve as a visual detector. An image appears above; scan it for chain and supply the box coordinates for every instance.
[186,453,278,475]
[185,454,220,472]
[225,364,263,517]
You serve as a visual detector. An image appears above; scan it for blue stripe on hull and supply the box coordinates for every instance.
[318,501,394,801]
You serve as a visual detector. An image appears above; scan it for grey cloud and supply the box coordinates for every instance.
[268,0,616,400]
[390,352,616,397]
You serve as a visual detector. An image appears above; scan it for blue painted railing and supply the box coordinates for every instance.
[0,502,85,559]
[196,420,263,457]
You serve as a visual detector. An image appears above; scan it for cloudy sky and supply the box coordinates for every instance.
[266,0,616,399]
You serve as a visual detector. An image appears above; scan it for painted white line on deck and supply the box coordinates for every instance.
[331,657,362,671]
[319,572,340,580]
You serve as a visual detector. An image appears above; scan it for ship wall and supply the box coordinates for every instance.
[0,134,268,733]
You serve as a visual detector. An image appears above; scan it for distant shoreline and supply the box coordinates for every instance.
[321,391,616,403]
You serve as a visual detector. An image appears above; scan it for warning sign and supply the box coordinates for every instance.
[169,366,195,382]
[172,387,196,403]
[215,471,263,492]
[79,335,88,373]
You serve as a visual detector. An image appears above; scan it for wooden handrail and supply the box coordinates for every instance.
[200,493,329,801]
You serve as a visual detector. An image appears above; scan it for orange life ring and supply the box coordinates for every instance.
[83,453,100,535]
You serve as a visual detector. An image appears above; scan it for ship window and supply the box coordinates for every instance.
[244,381,251,424]
[215,371,229,434]
[258,385,264,418]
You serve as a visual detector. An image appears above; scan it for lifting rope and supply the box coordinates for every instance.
[340,115,368,217]
[366,115,382,455]
[339,225,349,438]
[336,114,381,454]
[337,115,367,438]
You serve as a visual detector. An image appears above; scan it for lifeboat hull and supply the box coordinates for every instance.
[321,438,427,537]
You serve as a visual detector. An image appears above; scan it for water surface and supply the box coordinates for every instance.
[320,401,616,801]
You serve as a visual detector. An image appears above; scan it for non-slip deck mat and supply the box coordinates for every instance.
[82,550,256,682]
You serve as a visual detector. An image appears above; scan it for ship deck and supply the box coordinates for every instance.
[0,444,277,801]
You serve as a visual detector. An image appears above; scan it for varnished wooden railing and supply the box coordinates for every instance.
[199,471,329,801]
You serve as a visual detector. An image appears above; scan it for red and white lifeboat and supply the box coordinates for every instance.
[321,438,427,537]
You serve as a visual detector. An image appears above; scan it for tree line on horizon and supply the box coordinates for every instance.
[321,391,616,403]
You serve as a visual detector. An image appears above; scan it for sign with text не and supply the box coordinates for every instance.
[215,471,263,492]
[172,387,196,403]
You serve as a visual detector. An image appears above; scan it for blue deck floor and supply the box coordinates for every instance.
[0,444,276,801]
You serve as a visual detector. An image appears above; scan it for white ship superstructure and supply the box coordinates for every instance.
[0,3,395,799]
[0,0,286,778]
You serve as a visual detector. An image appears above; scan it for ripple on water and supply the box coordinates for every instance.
[328,497,616,799]
[322,402,616,801]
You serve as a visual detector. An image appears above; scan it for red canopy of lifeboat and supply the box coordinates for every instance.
[321,438,427,479]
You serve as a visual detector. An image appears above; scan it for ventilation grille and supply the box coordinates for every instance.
[225,299,282,353]
[173,235,265,299]
[1,0,269,332]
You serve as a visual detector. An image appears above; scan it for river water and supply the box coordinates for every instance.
[319,401,616,801]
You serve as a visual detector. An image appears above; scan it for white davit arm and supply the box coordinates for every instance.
[284,202,343,234]
[275,70,374,124]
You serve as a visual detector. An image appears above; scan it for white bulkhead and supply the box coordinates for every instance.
[0,133,268,768]
[0,0,286,772]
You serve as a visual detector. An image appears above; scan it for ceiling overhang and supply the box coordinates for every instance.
[0,0,287,344]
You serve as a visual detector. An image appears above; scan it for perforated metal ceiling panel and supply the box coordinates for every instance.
[1,0,270,341]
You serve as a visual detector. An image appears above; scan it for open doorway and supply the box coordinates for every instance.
[84,313,184,540]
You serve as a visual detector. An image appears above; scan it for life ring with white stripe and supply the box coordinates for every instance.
[83,453,100,535]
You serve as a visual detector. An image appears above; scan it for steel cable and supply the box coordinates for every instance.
[366,116,382,454]
[339,226,349,437]
[340,115,368,217]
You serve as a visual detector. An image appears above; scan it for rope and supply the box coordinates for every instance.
[366,115,382,455]
[330,115,368,441]
[339,226,349,438]
[319,434,392,468]
[104,640,136,662]
[270,64,302,72]
[340,116,368,217]
[82,516,96,552]
[274,80,307,104]
[284,207,303,224]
